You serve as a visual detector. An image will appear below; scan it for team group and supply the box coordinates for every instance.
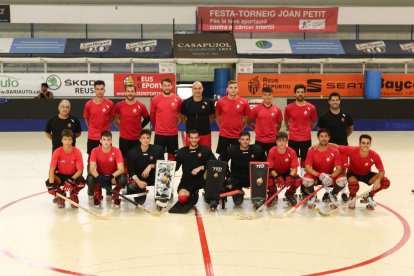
[44,78,390,211]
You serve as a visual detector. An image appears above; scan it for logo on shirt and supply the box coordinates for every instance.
[236,104,240,109]
[202,105,206,109]
[198,153,202,158]
[285,158,289,163]
[251,154,255,159]
[326,157,331,162]
[304,111,308,116]
[341,118,345,123]
[364,162,369,167]
[150,156,153,160]
[109,157,113,162]
[271,112,274,117]
[102,108,107,113]
[171,102,175,106]
[67,123,72,128]
[133,109,137,113]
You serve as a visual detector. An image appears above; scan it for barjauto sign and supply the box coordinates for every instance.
[173,33,236,58]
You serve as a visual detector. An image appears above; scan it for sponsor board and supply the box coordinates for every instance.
[0,74,113,97]
[198,7,338,33]
[236,39,292,54]
[173,33,236,58]
[113,73,176,97]
[238,74,414,97]
[0,38,13,53]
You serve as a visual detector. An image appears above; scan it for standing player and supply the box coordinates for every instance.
[45,99,82,152]
[302,129,346,208]
[219,131,264,206]
[267,132,302,207]
[180,81,215,148]
[87,131,127,208]
[175,129,216,205]
[127,129,164,204]
[284,84,317,176]
[46,129,85,208]
[215,80,250,155]
[336,134,390,210]
[247,86,283,156]
[114,84,150,158]
[150,77,182,161]
[318,92,354,202]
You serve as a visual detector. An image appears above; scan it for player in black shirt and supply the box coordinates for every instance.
[175,129,216,204]
[45,99,82,152]
[180,81,215,148]
[219,131,265,205]
[126,129,164,204]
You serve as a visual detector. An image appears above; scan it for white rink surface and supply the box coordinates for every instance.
[0,131,413,276]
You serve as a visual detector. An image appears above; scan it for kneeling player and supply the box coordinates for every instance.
[127,129,164,205]
[303,129,346,208]
[46,129,85,208]
[219,131,264,206]
[337,134,390,210]
[174,129,216,210]
[87,131,127,208]
[267,131,302,207]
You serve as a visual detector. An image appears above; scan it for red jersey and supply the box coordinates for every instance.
[305,145,341,174]
[216,96,250,139]
[284,102,317,141]
[267,146,299,174]
[83,98,114,140]
[339,146,384,175]
[50,146,83,175]
[90,146,123,175]
[115,100,149,140]
[150,94,182,136]
[250,103,283,143]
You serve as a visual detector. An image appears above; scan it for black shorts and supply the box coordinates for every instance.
[216,136,239,155]
[87,139,100,155]
[347,172,377,185]
[230,174,250,189]
[177,178,205,193]
[154,134,178,155]
[54,173,85,185]
[255,140,275,156]
[288,139,311,160]
[119,137,140,158]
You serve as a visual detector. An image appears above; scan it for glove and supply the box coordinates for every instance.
[275,176,285,189]
[96,174,113,189]
[63,178,74,192]
[45,180,56,195]
[285,175,295,188]
[319,173,333,187]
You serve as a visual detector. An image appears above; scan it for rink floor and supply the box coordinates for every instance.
[0,131,413,276]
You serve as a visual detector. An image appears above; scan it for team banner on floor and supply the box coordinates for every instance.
[198,7,338,32]
[237,74,414,97]
[0,74,113,97]
[113,73,176,97]
[173,33,236,58]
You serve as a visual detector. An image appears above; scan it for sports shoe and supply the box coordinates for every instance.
[94,199,101,208]
[57,198,65,208]
[70,194,79,208]
[53,197,58,204]
[285,196,297,206]
[266,192,277,207]
[134,195,147,205]
[322,192,330,202]
[156,198,168,208]
[113,199,121,208]
[329,193,339,208]
[348,196,356,209]
[363,194,376,209]
[307,195,317,208]
[341,193,349,202]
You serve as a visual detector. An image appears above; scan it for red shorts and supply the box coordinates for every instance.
[185,133,212,148]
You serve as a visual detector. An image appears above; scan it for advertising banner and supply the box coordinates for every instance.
[341,40,414,55]
[113,73,176,97]
[236,39,292,55]
[0,5,10,23]
[64,39,172,57]
[10,38,66,54]
[290,39,344,54]
[198,7,338,33]
[0,38,13,53]
[0,73,113,97]
[238,73,414,97]
[173,33,236,58]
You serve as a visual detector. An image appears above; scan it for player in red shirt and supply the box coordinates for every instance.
[114,84,150,158]
[248,86,283,156]
[87,131,127,208]
[303,129,346,208]
[284,84,317,176]
[46,129,85,208]
[336,134,390,210]
[267,131,302,207]
[150,77,182,161]
[215,80,250,155]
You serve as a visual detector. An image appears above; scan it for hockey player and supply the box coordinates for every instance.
[87,131,127,208]
[174,129,216,207]
[267,131,302,207]
[335,134,390,210]
[46,129,85,208]
[219,131,264,206]
[126,129,164,205]
[302,129,346,208]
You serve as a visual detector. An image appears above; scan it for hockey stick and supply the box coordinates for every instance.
[238,186,287,220]
[112,190,155,215]
[317,187,374,217]
[274,185,324,219]
[55,192,106,220]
